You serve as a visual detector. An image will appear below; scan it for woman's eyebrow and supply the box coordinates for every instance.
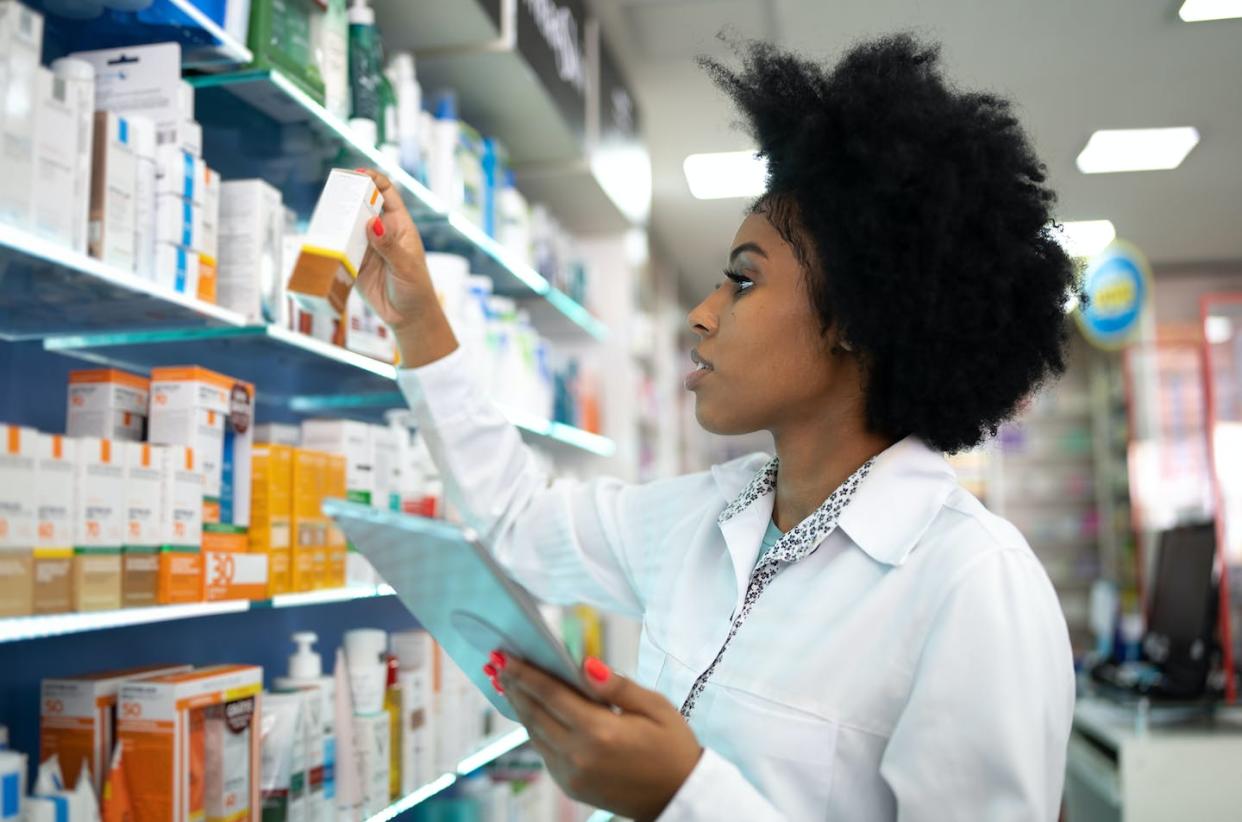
[729,242,768,263]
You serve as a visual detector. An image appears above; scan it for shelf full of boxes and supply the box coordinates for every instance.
[0,0,650,819]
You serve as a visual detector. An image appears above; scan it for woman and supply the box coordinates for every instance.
[356,34,1077,821]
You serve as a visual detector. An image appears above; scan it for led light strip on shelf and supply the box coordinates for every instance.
[0,585,395,644]
[366,728,532,821]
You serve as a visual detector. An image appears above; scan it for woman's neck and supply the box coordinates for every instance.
[770,410,894,533]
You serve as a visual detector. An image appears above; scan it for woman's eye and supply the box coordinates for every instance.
[723,269,754,294]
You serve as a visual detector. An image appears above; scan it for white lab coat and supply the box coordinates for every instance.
[398,347,1075,821]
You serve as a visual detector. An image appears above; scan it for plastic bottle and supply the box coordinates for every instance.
[347,0,382,147]
[273,631,337,819]
[314,0,352,122]
[429,91,462,209]
[384,52,422,178]
[378,68,399,164]
[384,654,401,801]
[497,170,532,267]
[128,116,157,280]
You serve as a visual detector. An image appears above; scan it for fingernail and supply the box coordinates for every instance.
[355,167,367,172]
[585,657,610,684]
[371,217,384,237]
[483,663,497,678]
[490,650,507,671]
[490,677,504,694]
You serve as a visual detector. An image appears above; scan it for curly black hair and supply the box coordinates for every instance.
[701,35,1079,453]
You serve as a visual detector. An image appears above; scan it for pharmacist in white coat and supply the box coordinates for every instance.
[358,34,1077,822]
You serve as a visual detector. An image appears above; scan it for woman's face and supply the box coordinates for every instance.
[686,212,848,436]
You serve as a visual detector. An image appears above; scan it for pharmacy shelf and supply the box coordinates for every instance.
[31,0,252,68]
[367,728,532,822]
[0,223,240,342]
[0,584,396,645]
[188,69,608,341]
[42,329,617,456]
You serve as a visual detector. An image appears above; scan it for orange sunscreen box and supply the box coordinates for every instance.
[41,663,192,796]
[118,665,262,822]
[66,368,149,442]
[0,424,38,616]
[73,437,124,611]
[121,442,164,607]
[157,444,205,604]
[149,366,254,529]
[286,169,381,319]
[33,433,76,614]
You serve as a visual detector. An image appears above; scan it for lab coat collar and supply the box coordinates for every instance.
[712,436,956,570]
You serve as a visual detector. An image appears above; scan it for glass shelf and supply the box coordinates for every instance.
[0,584,394,644]
[367,728,531,822]
[0,223,241,342]
[30,0,252,68]
[189,69,607,341]
[42,328,617,456]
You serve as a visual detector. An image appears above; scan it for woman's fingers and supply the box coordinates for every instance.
[500,655,603,729]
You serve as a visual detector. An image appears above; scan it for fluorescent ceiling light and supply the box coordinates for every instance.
[1054,219,1117,259]
[683,150,767,199]
[1076,127,1200,174]
[1179,0,1242,21]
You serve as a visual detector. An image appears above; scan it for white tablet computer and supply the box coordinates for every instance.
[323,498,597,721]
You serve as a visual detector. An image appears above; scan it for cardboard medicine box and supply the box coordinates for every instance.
[66,368,149,442]
[34,434,75,615]
[89,111,137,271]
[120,443,164,607]
[40,664,191,796]
[149,366,254,528]
[287,169,382,319]
[0,424,37,617]
[73,437,124,611]
[118,665,262,822]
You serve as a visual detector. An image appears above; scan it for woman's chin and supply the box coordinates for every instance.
[694,399,760,437]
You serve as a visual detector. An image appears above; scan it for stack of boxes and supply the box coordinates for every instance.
[72,437,125,611]
[0,425,38,616]
[33,434,75,614]
[218,178,288,324]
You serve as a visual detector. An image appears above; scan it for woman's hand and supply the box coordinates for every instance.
[353,168,458,367]
[488,651,703,822]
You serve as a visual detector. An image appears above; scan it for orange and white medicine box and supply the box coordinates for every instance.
[0,424,38,617]
[118,665,262,822]
[287,169,382,319]
[123,443,164,548]
[203,549,267,601]
[159,445,203,549]
[73,437,124,611]
[149,366,253,528]
[41,664,191,797]
[34,434,76,615]
[67,368,149,442]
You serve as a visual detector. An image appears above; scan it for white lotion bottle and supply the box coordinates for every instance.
[273,631,338,818]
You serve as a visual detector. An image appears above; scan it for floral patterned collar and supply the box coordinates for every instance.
[717,455,876,565]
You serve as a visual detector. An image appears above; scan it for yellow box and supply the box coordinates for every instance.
[250,444,292,552]
[265,548,291,596]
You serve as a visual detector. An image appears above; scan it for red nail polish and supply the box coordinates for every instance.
[490,676,504,694]
[483,663,497,678]
[355,167,367,172]
[371,217,384,237]
[490,650,507,671]
[585,657,611,684]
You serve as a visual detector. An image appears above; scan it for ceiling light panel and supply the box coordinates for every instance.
[683,150,767,199]
[1076,127,1200,174]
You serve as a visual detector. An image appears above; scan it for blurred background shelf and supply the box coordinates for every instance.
[27,0,251,68]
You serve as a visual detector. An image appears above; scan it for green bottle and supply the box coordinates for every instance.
[347,0,382,146]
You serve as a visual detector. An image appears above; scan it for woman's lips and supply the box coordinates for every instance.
[685,349,714,390]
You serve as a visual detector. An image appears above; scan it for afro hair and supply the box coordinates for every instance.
[701,35,1079,453]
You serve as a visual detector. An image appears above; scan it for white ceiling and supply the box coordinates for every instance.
[588,0,1242,305]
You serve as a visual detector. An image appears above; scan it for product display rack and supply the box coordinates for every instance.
[27,0,252,68]
[0,223,615,456]
[188,68,607,341]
